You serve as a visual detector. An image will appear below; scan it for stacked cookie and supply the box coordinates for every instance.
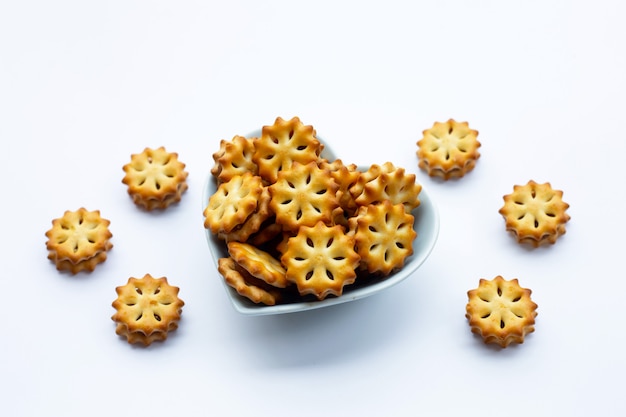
[45,208,113,274]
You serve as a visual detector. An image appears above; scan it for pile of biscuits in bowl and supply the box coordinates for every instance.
[204,116,426,306]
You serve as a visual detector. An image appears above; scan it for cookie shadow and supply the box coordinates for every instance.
[468,332,536,355]
[231,286,419,370]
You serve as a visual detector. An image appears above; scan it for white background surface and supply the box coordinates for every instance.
[1,1,625,416]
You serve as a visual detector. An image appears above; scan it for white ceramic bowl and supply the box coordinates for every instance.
[203,135,439,316]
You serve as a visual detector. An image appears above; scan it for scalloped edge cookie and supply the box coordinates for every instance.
[45,208,113,274]
[111,273,184,346]
[466,275,537,348]
[122,146,189,210]
[416,119,481,180]
[499,180,570,247]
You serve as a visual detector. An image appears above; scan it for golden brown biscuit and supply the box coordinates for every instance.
[416,119,481,180]
[211,135,258,183]
[246,221,283,247]
[253,116,322,183]
[122,146,189,210]
[466,275,538,348]
[499,180,570,247]
[218,257,281,305]
[350,162,422,212]
[281,221,360,300]
[203,172,264,235]
[269,161,340,233]
[217,186,273,243]
[227,241,289,288]
[111,274,184,346]
[319,158,361,218]
[45,208,113,274]
[348,200,416,276]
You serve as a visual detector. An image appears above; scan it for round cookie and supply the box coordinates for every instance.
[111,274,184,346]
[416,119,481,180]
[350,162,422,212]
[45,207,113,274]
[211,135,259,184]
[499,180,570,247]
[253,116,322,183]
[466,275,538,348]
[268,161,340,233]
[122,146,189,210]
[348,200,416,276]
[203,172,264,235]
[281,221,360,300]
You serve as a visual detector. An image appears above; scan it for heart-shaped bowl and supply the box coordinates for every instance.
[203,134,440,316]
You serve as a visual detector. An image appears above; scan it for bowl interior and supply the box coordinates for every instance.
[203,134,440,316]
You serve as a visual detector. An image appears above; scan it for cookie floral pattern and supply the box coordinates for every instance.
[499,180,570,247]
[466,276,538,348]
[45,208,113,274]
[122,146,189,210]
[417,119,481,179]
[112,274,184,346]
[269,161,339,233]
[281,221,360,300]
[253,116,322,183]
